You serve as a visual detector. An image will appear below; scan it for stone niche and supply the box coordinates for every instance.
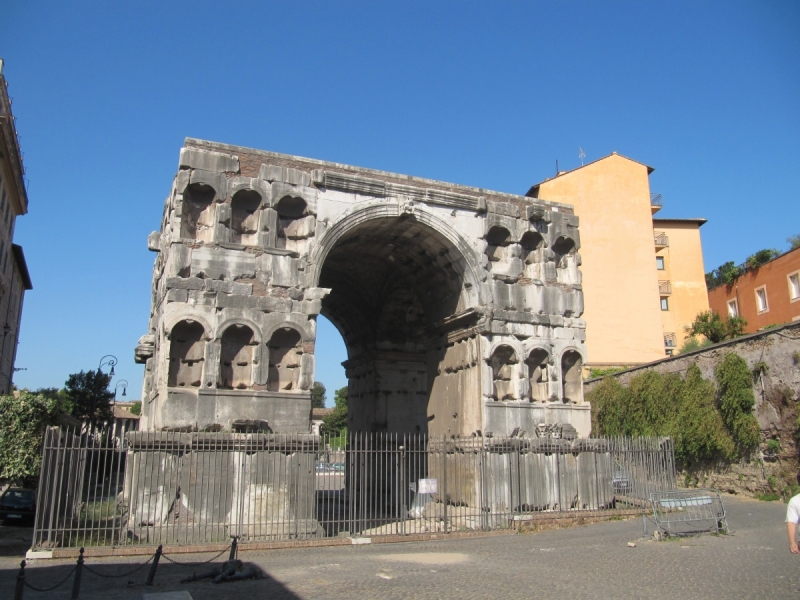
[137,141,589,437]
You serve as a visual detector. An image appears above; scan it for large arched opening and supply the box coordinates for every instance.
[316,212,481,435]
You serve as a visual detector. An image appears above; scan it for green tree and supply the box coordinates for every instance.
[65,370,114,428]
[745,248,780,270]
[130,401,142,416]
[321,386,348,435]
[685,311,747,344]
[0,391,64,484]
[311,381,327,409]
[715,353,760,454]
[674,365,735,464]
[705,261,743,289]
[589,365,736,465]
[788,234,800,251]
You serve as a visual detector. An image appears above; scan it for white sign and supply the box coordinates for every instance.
[417,478,438,494]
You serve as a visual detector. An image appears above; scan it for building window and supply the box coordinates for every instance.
[665,349,674,356]
[656,256,665,270]
[789,272,800,301]
[660,297,669,311]
[727,299,739,317]
[755,286,769,313]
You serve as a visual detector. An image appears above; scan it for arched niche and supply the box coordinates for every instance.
[267,327,303,391]
[168,320,206,388]
[275,195,310,250]
[485,226,512,263]
[218,324,256,390]
[525,348,550,402]
[230,189,262,245]
[561,350,584,404]
[489,345,518,401]
[520,231,545,264]
[552,235,576,268]
[181,183,216,241]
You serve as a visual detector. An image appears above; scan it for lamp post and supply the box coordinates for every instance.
[113,380,128,405]
[98,355,118,377]
[1,324,12,394]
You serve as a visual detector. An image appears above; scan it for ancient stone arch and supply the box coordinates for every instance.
[137,141,589,436]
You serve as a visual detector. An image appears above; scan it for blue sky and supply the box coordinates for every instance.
[2,1,798,404]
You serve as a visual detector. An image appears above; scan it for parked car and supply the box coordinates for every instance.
[0,488,36,524]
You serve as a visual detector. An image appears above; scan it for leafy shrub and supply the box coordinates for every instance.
[679,336,713,354]
[706,261,744,289]
[0,392,64,484]
[588,367,626,379]
[589,365,735,465]
[752,362,769,378]
[716,353,760,454]
[745,249,780,270]
[755,492,781,502]
[766,439,781,455]
[685,311,747,344]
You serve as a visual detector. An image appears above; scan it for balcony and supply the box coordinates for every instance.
[650,193,663,214]
[664,333,677,348]
[654,231,669,248]
[658,280,672,295]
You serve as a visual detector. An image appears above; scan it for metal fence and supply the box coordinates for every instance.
[33,425,675,550]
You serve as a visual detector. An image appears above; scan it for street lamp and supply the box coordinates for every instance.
[113,380,128,402]
[98,355,118,377]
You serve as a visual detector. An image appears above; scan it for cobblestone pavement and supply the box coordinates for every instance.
[2,495,797,599]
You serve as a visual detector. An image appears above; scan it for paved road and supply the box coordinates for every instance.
[2,495,796,599]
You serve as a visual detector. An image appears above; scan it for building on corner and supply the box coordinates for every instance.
[0,60,32,394]
[707,247,800,332]
[526,152,708,370]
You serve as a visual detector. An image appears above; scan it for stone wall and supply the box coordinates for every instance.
[585,321,800,496]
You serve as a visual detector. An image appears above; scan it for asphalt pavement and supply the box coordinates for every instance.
[1,495,796,599]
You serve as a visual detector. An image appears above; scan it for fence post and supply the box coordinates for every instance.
[71,548,84,599]
[14,560,25,600]
[229,537,238,561]
[442,437,448,533]
[146,545,162,586]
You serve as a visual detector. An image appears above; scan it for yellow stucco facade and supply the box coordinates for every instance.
[527,153,708,367]
[654,220,710,352]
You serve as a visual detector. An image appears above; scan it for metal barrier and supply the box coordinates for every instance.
[648,489,728,538]
[32,425,675,549]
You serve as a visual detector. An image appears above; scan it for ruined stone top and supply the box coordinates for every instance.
[184,138,575,215]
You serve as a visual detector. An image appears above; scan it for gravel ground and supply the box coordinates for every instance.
[1,495,796,599]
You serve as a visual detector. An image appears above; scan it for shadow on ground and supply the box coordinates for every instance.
[0,552,303,599]
[0,523,33,557]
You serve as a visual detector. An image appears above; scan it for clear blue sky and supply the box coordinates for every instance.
[2,1,798,404]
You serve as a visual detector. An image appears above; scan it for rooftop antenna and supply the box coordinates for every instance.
[555,159,559,175]
[579,148,585,165]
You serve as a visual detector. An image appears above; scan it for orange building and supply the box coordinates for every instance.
[708,247,800,332]
[527,153,709,368]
